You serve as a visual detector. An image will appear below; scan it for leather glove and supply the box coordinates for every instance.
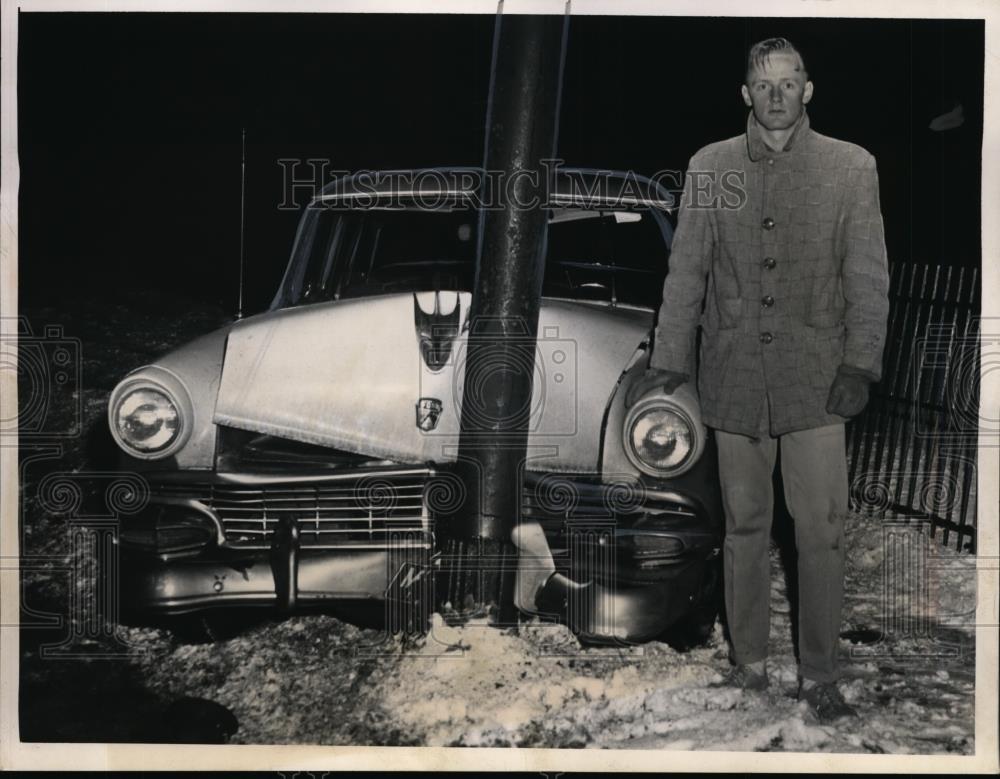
[625,368,689,408]
[825,364,877,418]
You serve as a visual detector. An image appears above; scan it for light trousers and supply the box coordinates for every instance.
[715,423,848,683]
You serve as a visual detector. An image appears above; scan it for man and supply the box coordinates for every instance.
[627,37,889,722]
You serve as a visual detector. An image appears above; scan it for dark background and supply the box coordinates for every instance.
[19,13,984,316]
[13,13,985,745]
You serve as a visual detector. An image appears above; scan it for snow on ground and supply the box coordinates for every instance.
[355,511,975,753]
[104,514,975,752]
[15,292,978,752]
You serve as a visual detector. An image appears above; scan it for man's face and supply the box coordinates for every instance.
[741,51,813,131]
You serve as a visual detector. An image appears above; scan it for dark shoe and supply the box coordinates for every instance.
[711,664,769,691]
[798,681,858,722]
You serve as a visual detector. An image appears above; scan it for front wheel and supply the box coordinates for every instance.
[659,557,722,650]
[134,610,267,645]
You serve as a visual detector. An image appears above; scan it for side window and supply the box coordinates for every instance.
[297,213,377,302]
[298,211,342,303]
[328,216,376,299]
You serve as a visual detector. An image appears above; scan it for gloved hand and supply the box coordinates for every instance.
[825,364,876,418]
[625,368,689,408]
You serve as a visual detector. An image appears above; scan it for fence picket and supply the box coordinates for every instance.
[847,261,978,553]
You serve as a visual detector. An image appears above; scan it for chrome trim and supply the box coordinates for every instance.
[152,465,437,486]
[315,189,474,203]
[313,189,674,212]
[155,497,227,547]
[152,467,434,552]
[144,468,705,552]
[309,167,677,212]
[547,193,673,211]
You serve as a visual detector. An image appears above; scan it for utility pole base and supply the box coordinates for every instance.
[439,537,519,626]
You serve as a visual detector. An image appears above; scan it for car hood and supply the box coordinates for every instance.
[214,292,651,472]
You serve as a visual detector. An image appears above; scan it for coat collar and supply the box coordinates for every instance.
[745,109,810,161]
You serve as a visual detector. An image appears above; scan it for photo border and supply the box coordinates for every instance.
[1,0,997,772]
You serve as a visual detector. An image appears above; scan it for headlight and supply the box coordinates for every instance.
[108,368,193,459]
[630,408,692,470]
[116,388,179,452]
[623,397,703,478]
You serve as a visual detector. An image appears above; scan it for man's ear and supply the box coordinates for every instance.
[741,84,752,107]
[803,80,814,105]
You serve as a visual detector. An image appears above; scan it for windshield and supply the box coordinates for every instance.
[273,201,673,310]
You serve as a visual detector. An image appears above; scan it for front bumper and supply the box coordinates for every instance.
[119,466,720,641]
[122,548,427,613]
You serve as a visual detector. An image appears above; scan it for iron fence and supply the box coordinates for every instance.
[847,261,980,553]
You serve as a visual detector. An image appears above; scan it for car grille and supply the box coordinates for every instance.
[520,474,698,528]
[152,469,699,552]
[155,469,433,550]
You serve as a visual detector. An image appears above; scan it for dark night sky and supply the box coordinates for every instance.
[18,13,984,315]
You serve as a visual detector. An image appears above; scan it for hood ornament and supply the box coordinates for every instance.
[416,397,443,432]
[414,292,460,372]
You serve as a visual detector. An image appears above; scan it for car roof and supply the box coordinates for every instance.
[313,166,677,212]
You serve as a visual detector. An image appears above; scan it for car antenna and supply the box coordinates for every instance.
[236,126,247,320]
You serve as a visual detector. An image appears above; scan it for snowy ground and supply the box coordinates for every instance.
[15,291,979,752]
[109,517,975,753]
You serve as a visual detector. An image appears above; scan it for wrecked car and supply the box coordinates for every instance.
[107,167,723,644]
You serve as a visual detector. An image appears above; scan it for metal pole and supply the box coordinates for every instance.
[444,4,570,623]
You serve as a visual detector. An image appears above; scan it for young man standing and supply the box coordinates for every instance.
[628,37,889,722]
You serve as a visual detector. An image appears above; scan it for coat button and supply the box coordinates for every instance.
[767,158,775,166]
[763,256,776,269]
[762,217,775,230]
[759,332,773,344]
[761,295,774,307]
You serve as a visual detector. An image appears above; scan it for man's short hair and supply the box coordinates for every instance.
[745,37,808,83]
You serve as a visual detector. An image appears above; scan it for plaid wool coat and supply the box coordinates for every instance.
[650,111,890,436]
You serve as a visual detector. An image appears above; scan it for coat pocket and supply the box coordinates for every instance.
[794,323,846,394]
[806,308,844,329]
[701,297,742,331]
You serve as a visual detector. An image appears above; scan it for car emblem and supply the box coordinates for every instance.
[414,292,461,372]
[416,397,443,431]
